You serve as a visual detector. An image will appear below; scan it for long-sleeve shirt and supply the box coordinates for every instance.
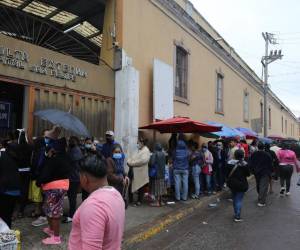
[277,149,300,171]
[68,187,125,250]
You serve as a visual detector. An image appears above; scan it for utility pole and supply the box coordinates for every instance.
[261,32,283,137]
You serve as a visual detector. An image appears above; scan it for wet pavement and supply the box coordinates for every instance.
[133,175,300,250]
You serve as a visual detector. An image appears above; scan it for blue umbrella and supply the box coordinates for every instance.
[34,109,90,137]
[258,137,274,144]
[203,121,245,139]
[235,127,258,139]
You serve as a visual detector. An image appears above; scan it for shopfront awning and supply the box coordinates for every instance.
[0,0,107,64]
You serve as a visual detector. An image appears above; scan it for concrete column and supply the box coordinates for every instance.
[22,85,29,130]
[115,52,139,164]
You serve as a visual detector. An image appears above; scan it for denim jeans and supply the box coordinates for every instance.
[174,169,189,201]
[232,191,244,218]
[205,174,212,193]
[192,165,201,196]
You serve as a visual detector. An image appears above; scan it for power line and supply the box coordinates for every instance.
[270,71,300,77]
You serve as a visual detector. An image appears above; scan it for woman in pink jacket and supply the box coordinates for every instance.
[276,143,300,196]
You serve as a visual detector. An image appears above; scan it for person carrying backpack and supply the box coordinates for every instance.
[226,149,250,222]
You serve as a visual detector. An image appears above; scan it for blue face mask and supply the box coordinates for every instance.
[85,144,92,149]
[113,153,122,159]
[202,147,208,152]
[44,138,51,145]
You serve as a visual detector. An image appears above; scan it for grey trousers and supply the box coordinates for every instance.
[256,175,269,204]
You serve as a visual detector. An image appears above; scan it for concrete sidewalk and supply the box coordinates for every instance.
[12,192,228,250]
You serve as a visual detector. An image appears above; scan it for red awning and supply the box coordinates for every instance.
[139,117,222,133]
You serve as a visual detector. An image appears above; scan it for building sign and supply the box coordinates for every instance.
[0,46,88,82]
[0,102,11,128]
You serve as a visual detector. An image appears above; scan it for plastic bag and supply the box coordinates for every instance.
[0,218,9,233]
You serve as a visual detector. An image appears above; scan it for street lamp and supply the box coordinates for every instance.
[261,32,283,137]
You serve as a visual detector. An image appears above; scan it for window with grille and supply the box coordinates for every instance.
[285,120,287,134]
[175,46,188,99]
[260,102,263,125]
[243,91,249,122]
[268,107,271,129]
[216,73,224,113]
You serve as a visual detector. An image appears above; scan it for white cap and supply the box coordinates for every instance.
[105,130,114,136]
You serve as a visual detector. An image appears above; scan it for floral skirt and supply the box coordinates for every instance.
[150,178,167,197]
[43,189,66,218]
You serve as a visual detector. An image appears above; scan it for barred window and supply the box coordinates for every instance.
[216,73,224,113]
[243,91,249,121]
[268,107,272,129]
[175,46,188,99]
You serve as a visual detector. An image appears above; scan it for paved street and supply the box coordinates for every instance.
[133,175,300,250]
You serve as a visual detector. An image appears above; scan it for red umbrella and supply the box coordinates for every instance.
[268,135,285,141]
[139,117,222,133]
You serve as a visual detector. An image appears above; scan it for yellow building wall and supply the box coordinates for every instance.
[122,0,299,139]
[0,34,114,98]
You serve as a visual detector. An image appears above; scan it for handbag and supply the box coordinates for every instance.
[202,165,211,175]
[149,164,157,178]
[165,165,169,182]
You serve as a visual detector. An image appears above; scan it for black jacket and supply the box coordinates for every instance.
[0,150,21,192]
[226,160,250,192]
[68,146,84,182]
[249,150,273,177]
[36,153,71,186]
[266,149,279,171]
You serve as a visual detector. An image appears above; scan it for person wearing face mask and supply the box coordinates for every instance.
[101,131,120,159]
[83,138,96,154]
[201,143,214,195]
[106,145,129,196]
[82,137,99,201]
[127,138,151,206]
[63,136,83,223]
[30,130,50,227]
[36,129,71,245]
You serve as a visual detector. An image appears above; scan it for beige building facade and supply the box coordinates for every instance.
[0,0,298,150]
[117,0,299,143]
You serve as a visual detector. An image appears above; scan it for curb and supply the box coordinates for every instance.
[123,190,229,249]
[123,176,255,249]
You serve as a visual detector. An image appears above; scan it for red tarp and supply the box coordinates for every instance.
[139,117,222,134]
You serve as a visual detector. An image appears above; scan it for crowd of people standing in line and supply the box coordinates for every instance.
[1,126,300,248]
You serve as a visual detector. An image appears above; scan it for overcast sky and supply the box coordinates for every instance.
[189,0,300,117]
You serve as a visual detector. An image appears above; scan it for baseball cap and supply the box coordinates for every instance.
[105,131,114,137]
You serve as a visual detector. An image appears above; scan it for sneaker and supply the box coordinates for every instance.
[234,217,243,222]
[280,188,285,197]
[42,235,61,245]
[257,203,266,207]
[43,227,54,237]
[286,192,291,196]
[32,216,48,227]
[63,217,73,223]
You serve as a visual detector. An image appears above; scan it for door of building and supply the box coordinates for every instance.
[0,82,24,139]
